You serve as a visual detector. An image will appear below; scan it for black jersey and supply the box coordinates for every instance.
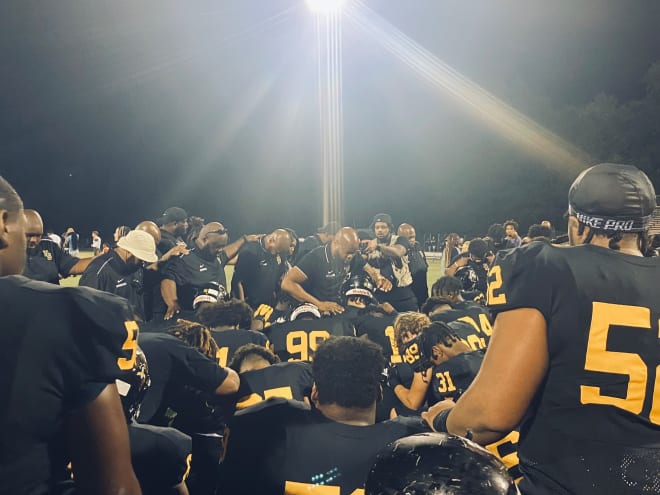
[79,250,146,320]
[427,350,484,405]
[210,329,269,367]
[0,276,136,495]
[264,316,355,362]
[159,248,227,312]
[354,311,401,364]
[235,362,313,410]
[137,333,229,428]
[488,241,660,494]
[220,399,428,495]
[23,239,79,284]
[253,303,290,328]
[431,300,492,349]
[129,422,192,494]
[232,239,286,308]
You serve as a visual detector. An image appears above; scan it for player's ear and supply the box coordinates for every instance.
[0,210,10,249]
[567,216,586,246]
[310,384,319,405]
[377,384,383,404]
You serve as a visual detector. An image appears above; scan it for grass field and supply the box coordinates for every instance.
[61,251,445,291]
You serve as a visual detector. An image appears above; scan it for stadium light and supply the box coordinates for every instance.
[306,0,349,15]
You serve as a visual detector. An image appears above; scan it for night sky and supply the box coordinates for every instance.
[2,0,660,243]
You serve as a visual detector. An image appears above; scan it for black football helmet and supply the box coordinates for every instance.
[116,347,150,422]
[341,273,377,305]
[366,432,519,495]
[193,281,229,310]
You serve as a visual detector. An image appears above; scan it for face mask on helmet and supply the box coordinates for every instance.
[340,274,377,305]
[366,432,520,495]
[116,347,151,422]
[193,282,230,310]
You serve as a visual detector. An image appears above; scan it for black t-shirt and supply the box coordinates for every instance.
[23,239,79,284]
[232,239,285,308]
[129,422,192,493]
[0,276,135,495]
[295,235,323,263]
[294,244,365,304]
[137,333,230,430]
[488,241,660,494]
[264,317,355,362]
[157,230,183,255]
[79,250,145,320]
[235,362,313,410]
[220,399,429,495]
[427,350,484,405]
[210,329,269,367]
[431,301,493,350]
[354,311,401,364]
[159,248,227,312]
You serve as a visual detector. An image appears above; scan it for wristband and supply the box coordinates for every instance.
[432,409,451,433]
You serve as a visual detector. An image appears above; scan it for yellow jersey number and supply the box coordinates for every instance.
[285,482,364,494]
[580,302,660,423]
[487,265,507,305]
[384,325,403,363]
[286,330,330,361]
[117,320,139,371]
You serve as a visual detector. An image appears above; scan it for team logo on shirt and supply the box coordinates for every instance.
[42,250,52,261]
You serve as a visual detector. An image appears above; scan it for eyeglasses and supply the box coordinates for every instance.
[208,228,228,235]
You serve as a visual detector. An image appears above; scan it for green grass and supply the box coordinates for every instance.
[60,252,444,290]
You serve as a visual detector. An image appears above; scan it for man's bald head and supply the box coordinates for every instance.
[397,223,416,245]
[268,228,292,255]
[332,227,359,262]
[197,222,229,254]
[136,220,161,244]
[24,210,45,251]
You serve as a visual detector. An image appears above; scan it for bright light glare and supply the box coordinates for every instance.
[306,0,349,14]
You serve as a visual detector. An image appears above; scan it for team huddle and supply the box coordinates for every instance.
[2,162,660,495]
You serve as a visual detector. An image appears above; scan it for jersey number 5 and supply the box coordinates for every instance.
[581,302,660,423]
[117,320,139,371]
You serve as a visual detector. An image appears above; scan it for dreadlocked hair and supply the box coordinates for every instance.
[431,276,462,299]
[577,222,649,253]
[425,321,461,348]
[168,319,219,361]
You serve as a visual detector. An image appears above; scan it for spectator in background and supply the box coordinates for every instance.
[63,227,80,256]
[23,210,95,284]
[295,221,340,262]
[445,238,490,297]
[440,233,461,275]
[503,220,522,248]
[522,224,553,245]
[46,228,61,247]
[486,223,507,254]
[398,223,428,307]
[156,207,189,253]
[91,230,102,255]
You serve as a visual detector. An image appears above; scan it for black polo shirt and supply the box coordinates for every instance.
[79,250,145,320]
[159,248,227,312]
[158,230,184,254]
[232,238,285,308]
[23,239,79,284]
[294,245,364,304]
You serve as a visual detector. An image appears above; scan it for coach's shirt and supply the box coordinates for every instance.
[0,276,136,495]
[138,333,230,432]
[295,244,365,304]
[79,249,145,320]
[220,399,428,495]
[264,316,355,362]
[488,241,660,494]
[23,238,79,284]
[210,329,269,367]
[160,248,227,312]
[235,362,313,410]
[232,238,285,308]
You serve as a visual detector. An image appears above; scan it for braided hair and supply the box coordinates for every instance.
[168,319,219,361]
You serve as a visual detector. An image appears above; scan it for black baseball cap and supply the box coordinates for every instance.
[156,207,188,226]
[568,163,656,233]
[370,213,394,231]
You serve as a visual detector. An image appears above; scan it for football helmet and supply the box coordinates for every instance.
[365,432,519,495]
[340,273,377,305]
[116,347,151,422]
[193,281,229,310]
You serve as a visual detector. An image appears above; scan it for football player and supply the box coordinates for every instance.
[0,176,140,495]
[423,163,660,494]
[220,336,429,495]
